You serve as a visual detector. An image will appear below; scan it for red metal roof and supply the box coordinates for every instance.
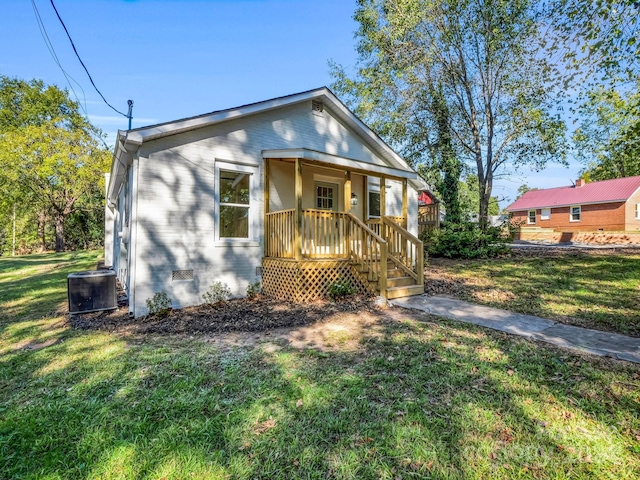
[506,175,640,211]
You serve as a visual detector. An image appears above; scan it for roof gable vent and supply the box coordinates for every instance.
[311,100,324,116]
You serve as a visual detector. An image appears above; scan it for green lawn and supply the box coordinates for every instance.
[426,250,640,336]
[1,251,639,479]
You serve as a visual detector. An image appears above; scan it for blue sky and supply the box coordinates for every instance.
[2,0,581,207]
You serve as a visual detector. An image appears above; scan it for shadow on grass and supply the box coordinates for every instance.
[1,309,639,479]
[442,253,640,336]
[0,250,102,324]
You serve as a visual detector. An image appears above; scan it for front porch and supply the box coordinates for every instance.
[261,155,424,302]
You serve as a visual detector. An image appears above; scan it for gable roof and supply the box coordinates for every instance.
[506,176,640,212]
[107,87,425,204]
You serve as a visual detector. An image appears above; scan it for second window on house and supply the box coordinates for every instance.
[528,210,536,224]
[570,205,581,222]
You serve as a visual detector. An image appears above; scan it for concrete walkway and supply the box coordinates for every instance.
[392,295,640,364]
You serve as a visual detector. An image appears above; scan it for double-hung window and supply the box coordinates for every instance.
[528,210,536,224]
[636,203,640,220]
[570,205,581,222]
[215,161,257,243]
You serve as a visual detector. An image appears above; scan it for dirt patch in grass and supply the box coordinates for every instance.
[69,295,392,353]
[70,295,380,334]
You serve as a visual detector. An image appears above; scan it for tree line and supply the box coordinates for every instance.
[0,76,111,255]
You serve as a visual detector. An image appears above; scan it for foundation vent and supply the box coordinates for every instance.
[172,269,194,281]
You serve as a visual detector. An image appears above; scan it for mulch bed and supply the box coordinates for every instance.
[69,295,380,335]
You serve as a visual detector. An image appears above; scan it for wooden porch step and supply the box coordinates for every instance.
[386,276,417,288]
[385,284,424,299]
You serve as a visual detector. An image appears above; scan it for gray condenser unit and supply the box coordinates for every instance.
[68,270,117,314]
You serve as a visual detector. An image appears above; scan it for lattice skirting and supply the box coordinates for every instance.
[262,258,376,302]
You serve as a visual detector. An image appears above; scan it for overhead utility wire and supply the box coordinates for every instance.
[48,0,128,118]
[31,0,88,117]
[31,0,115,151]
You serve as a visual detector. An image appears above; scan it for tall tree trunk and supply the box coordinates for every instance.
[54,214,65,252]
[478,172,493,231]
[38,210,47,252]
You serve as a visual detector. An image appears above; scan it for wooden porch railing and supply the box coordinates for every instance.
[346,213,387,292]
[302,209,349,258]
[265,209,389,293]
[265,209,424,296]
[382,217,424,284]
[418,204,440,235]
[265,209,295,258]
[366,216,404,237]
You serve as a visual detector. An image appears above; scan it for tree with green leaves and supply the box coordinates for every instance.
[515,184,539,200]
[547,2,639,182]
[331,0,567,229]
[573,84,640,180]
[548,1,639,87]
[0,76,110,253]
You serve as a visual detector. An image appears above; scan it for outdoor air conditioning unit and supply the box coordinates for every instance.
[68,270,117,314]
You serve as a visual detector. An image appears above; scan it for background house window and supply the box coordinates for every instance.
[541,208,550,220]
[528,210,536,224]
[570,205,581,222]
[219,170,250,238]
[636,203,640,219]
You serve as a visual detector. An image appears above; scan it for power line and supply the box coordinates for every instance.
[48,0,128,118]
[30,0,88,117]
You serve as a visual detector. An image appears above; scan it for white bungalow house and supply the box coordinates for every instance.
[105,88,426,317]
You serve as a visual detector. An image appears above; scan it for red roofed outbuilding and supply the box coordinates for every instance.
[506,176,640,231]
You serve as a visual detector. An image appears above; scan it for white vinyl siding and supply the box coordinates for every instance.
[541,208,551,220]
[570,205,581,222]
[124,101,418,316]
[528,210,536,224]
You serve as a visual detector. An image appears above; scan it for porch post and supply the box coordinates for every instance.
[264,159,270,256]
[402,179,408,229]
[363,175,368,221]
[380,175,387,239]
[294,158,303,261]
[344,171,352,256]
[344,171,352,212]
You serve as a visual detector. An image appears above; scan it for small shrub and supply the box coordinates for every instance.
[202,281,231,304]
[246,280,261,299]
[420,221,511,259]
[327,278,355,300]
[146,290,172,317]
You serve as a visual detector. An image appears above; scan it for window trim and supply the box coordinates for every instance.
[636,203,640,220]
[214,161,259,245]
[570,205,581,222]
[527,210,536,224]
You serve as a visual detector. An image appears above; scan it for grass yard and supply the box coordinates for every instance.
[425,249,640,337]
[1,251,639,479]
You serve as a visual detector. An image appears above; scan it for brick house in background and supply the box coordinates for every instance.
[506,176,640,232]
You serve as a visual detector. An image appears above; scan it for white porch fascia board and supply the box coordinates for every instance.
[262,148,418,182]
